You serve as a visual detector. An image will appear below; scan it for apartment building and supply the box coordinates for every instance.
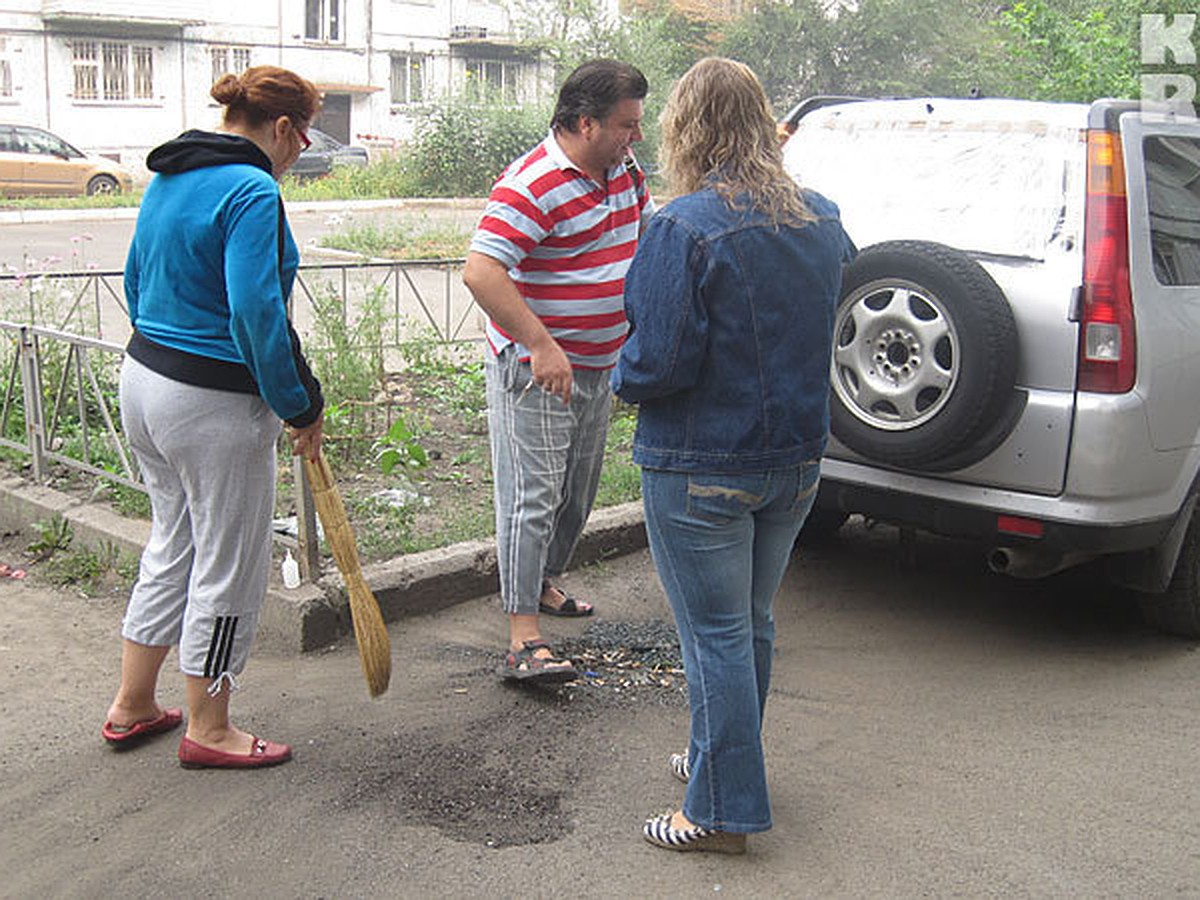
[0,0,565,177]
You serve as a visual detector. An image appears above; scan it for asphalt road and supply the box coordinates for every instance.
[0,200,488,346]
[3,519,1199,897]
[0,201,485,274]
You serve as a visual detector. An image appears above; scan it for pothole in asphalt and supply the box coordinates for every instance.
[328,716,570,849]
[324,620,687,848]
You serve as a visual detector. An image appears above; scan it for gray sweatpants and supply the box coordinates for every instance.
[119,356,280,688]
[485,346,612,615]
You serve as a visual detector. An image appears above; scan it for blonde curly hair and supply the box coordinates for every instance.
[659,57,812,226]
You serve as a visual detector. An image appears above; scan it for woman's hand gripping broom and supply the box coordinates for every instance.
[301,450,391,697]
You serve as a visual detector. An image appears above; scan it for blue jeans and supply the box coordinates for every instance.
[642,462,821,833]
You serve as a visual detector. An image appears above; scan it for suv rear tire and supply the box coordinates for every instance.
[1137,511,1200,638]
[830,241,1019,470]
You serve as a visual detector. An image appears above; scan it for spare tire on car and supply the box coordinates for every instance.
[829,240,1019,471]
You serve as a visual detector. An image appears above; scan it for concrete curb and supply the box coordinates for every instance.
[0,474,646,653]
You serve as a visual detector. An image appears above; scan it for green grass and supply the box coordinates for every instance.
[41,539,139,595]
[595,403,641,508]
[320,220,471,260]
[280,157,422,202]
[0,191,142,210]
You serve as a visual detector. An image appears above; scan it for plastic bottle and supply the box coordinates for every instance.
[281,549,301,589]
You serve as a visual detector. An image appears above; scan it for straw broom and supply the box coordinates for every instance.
[302,450,391,697]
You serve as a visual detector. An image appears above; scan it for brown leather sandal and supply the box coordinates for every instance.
[500,639,579,683]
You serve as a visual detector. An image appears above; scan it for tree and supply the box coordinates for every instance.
[994,0,1138,101]
[716,0,1008,110]
[992,0,1200,102]
[514,0,712,162]
[717,0,841,108]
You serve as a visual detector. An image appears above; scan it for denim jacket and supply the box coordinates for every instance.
[611,186,855,473]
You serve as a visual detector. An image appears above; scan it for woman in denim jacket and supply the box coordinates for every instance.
[612,57,855,853]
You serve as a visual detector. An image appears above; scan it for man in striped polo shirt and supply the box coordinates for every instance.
[463,59,652,683]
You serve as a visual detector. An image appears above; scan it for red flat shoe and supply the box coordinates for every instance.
[102,708,184,746]
[178,735,292,769]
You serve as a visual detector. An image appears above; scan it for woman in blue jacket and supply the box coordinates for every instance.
[101,66,324,769]
[613,58,855,852]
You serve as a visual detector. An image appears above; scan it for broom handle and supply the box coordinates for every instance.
[300,450,364,579]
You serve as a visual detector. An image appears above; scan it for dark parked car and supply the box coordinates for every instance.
[290,128,368,181]
[309,128,369,168]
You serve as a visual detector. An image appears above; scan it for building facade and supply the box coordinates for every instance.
[0,0,563,177]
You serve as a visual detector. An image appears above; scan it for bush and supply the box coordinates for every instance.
[282,156,421,201]
[407,93,552,196]
[280,93,550,200]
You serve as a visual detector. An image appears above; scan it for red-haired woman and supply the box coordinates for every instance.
[102,66,325,769]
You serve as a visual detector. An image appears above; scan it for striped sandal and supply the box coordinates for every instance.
[642,811,747,855]
[669,750,690,784]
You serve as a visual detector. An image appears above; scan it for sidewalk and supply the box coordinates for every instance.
[0,472,645,652]
[0,196,486,226]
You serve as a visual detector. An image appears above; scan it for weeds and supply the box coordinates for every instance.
[42,539,138,596]
[26,516,72,560]
[375,418,428,474]
[18,516,135,594]
[595,402,642,508]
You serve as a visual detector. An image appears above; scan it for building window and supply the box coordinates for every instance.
[73,40,154,102]
[73,41,98,100]
[210,45,252,86]
[390,54,427,105]
[464,57,521,104]
[305,0,342,42]
[133,45,153,99]
[0,37,12,99]
[102,42,128,100]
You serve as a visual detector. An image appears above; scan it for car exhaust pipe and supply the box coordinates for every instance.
[987,546,1095,579]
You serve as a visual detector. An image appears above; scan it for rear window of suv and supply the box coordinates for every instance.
[1145,135,1200,286]
[784,101,1088,261]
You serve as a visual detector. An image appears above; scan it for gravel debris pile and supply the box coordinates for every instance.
[559,620,685,692]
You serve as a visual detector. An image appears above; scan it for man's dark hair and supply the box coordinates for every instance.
[550,60,648,133]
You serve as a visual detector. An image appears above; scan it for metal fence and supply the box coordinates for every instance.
[0,258,476,582]
[0,258,478,347]
[0,321,134,487]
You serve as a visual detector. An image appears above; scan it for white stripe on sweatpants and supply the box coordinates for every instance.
[118,356,280,681]
[485,346,612,615]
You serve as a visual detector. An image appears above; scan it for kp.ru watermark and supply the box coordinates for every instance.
[1142,13,1200,113]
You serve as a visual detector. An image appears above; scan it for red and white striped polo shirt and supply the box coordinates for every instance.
[469,132,655,370]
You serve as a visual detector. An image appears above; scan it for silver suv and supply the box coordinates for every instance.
[782,96,1200,637]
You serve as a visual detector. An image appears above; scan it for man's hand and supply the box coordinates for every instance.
[528,340,573,405]
[463,251,574,404]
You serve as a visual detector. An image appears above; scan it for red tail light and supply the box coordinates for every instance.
[1079,129,1136,393]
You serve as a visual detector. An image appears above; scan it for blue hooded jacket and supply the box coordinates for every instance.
[124,130,322,427]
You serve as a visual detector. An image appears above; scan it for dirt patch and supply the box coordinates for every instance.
[321,708,572,849]
[303,622,685,849]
